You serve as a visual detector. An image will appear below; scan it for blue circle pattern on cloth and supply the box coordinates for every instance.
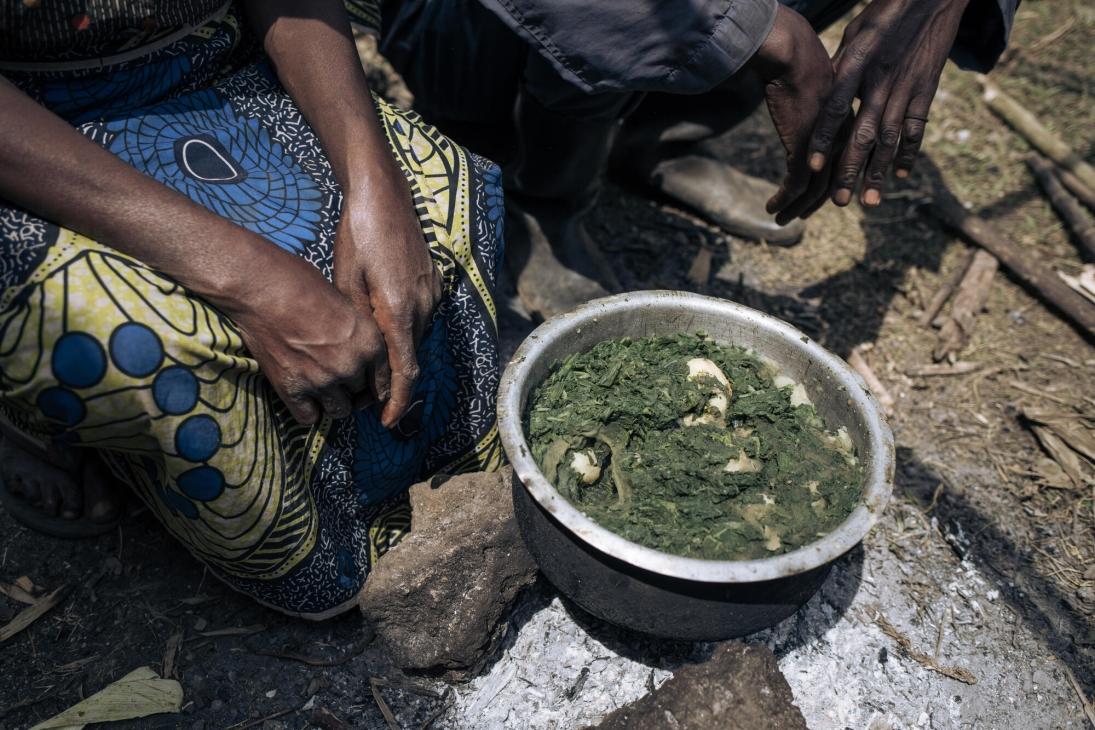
[175,414,221,462]
[52,331,107,388]
[109,322,164,377]
[106,87,323,254]
[352,317,457,506]
[36,386,86,427]
[153,366,200,415]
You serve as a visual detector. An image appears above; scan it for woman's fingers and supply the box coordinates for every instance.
[377,311,421,429]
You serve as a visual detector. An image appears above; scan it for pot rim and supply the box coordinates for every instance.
[497,290,895,584]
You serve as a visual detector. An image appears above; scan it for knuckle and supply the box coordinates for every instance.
[852,125,876,149]
[879,125,901,148]
[902,124,925,146]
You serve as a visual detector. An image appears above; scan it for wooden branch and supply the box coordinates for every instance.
[1056,167,1095,212]
[980,76,1095,192]
[928,189,1095,338]
[934,249,999,361]
[848,346,895,415]
[1027,154,1095,259]
[919,250,974,327]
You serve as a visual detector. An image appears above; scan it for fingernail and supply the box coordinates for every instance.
[809,153,825,171]
[895,168,909,179]
[834,189,852,206]
[863,189,881,206]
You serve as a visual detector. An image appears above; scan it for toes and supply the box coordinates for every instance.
[58,478,83,520]
[38,482,61,517]
[83,461,120,524]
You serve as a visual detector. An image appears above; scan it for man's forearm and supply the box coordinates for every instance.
[0,76,299,313]
[244,0,406,200]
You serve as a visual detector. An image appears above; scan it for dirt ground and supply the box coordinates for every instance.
[2,2,1093,729]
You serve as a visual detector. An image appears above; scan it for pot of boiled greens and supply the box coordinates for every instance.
[497,291,894,640]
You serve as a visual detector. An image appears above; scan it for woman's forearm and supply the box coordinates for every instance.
[243,0,407,200]
[0,76,306,314]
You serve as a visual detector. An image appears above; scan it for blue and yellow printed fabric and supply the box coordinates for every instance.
[0,3,502,618]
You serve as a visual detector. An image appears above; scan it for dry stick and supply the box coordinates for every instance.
[928,190,1095,338]
[1027,154,1095,258]
[980,76,1095,192]
[1056,167,1095,212]
[847,346,895,415]
[873,611,977,685]
[934,249,999,362]
[370,679,402,730]
[919,250,974,327]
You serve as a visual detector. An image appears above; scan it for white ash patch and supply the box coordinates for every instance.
[444,503,1086,729]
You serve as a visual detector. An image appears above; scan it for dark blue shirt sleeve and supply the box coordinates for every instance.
[476,0,779,95]
[951,0,1019,72]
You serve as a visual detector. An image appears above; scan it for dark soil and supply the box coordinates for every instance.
[3,3,1093,727]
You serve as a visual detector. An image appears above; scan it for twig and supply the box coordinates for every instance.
[247,639,366,667]
[1007,379,1072,406]
[1063,664,1095,728]
[0,585,66,643]
[980,76,1095,191]
[162,632,183,679]
[906,362,982,377]
[370,678,402,730]
[369,676,445,699]
[227,706,298,730]
[919,252,973,327]
[848,346,895,415]
[418,688,453,730]
[1057,167,1095,212]
[873,610,977,684]
[934,249,999,361]
[1027,154,1095,258]
[929,189,1095,337]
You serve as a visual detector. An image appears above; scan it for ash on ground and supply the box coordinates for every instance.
[442,499,1087,729]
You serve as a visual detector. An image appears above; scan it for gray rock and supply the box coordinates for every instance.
[359,467,538,679]
[588,642,807,730]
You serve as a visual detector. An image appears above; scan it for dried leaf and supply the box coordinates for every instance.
[162,632,183,679]
[29,666,182,729]
[0,586,66,643]
[1023,409,1095,462]
[14,576,38,593]
[1030,426,1085,487]
[0,581,38,605]
[1022,409,1095,488]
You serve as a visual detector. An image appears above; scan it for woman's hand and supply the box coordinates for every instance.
[229,253,388,425]
[748,5,837,225]
[334,179,442,428]
[806,0,970,207]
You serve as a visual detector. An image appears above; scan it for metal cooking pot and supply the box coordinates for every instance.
[497,291,894,640]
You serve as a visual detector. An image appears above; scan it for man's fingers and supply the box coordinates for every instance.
[830,81,892,206]
[860,89,911,205]
[806,43,867,172]
[894,94,932,178]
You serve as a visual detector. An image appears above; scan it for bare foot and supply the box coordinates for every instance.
[0,436,120,526]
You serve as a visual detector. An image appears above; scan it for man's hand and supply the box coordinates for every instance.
[748,5,836,225]
[807,0,970,208]
[334,179,442,428]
